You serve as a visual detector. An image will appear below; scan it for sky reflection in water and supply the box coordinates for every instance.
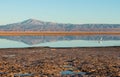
[0,35,120,48]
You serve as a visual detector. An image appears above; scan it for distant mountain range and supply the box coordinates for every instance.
[0,19,119,45]
[0,19,120,31]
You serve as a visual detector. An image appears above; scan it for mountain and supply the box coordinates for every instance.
[0,19,120,31]
[0,19,119,45]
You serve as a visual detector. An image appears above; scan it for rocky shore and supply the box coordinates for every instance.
[0,47,119,77]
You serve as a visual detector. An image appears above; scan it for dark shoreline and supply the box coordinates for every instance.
[0,46,120,50]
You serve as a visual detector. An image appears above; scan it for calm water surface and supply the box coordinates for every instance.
[0,35,120,48]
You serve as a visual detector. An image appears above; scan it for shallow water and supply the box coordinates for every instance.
[14,73,33,76]
[0,35,120,48]
[34,40,120,47]
[0,39,29,48]
[60,71,87,75]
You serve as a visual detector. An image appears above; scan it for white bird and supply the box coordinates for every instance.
[98,37,103,44]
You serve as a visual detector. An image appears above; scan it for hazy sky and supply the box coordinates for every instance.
[0,0,120,24]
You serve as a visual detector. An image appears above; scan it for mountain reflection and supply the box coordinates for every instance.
[0,35,120,45]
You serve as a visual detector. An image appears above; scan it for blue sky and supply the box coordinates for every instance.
[0,0,120,24]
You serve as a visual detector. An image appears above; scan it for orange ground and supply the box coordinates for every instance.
[0,31,120,36]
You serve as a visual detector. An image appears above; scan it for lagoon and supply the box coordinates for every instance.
[0,39,29,48]
[34,40,120,47]
[0,38,120,48]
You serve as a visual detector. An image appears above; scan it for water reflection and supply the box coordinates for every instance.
[0,39,29,48]
[0,35,119,48]
[0,35,120,45]
[34,40,120,47]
